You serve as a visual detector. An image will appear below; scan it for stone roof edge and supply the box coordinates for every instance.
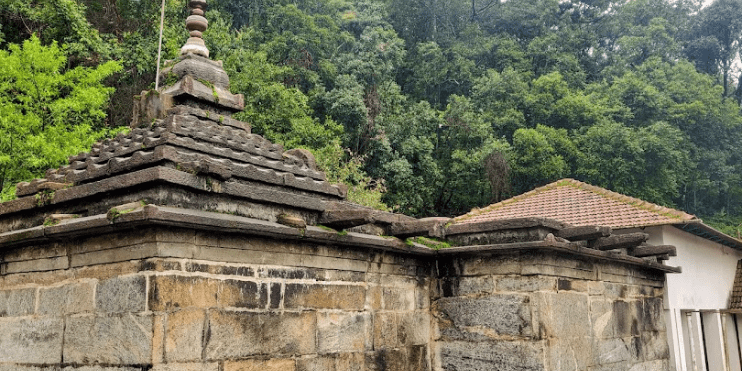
[0,166,332,217]
[454,178,698,224]
[437,234,681,274]
[0,204,434,256]
[444,217,570,236]
[0,204,680,273]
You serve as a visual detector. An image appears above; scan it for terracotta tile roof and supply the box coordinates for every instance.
[454,179,698,229]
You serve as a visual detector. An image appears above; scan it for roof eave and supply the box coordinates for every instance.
[670,221,742,251]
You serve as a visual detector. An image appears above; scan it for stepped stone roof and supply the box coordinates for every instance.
[13,106,342,200]
[0,0,347,231]
[455,179,697,229]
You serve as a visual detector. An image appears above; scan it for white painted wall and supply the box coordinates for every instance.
[627,225,742,371]
[654,225,742,311]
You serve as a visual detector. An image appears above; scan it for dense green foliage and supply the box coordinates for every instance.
[2,0,742,237]
[0,36,122,200]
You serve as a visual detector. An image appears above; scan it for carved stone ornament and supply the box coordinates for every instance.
[180,0,209,57]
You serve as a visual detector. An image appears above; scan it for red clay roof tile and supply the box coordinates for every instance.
[454,179,697,229]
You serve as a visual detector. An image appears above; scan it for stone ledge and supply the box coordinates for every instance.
[437,237,680,274]
[0,205,679,274]
[0,166,332,217]
[445,217,568,236]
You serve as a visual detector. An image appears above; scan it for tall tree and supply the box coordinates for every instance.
[685,0,742,96]
[0,36,122,199]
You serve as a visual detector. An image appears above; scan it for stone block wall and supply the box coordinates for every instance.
[0,227,432,371]
[433,250,669,371]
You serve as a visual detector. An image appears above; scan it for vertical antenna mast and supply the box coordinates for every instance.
[154,0,166,90]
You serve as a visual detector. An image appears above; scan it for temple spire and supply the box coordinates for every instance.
[180,0,209,57]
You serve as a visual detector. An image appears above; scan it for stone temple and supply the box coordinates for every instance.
[0,1,677,370]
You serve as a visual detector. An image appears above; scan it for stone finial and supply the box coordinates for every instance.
[180,0,209,58]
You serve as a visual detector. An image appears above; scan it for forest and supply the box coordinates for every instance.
[1,0,742,236]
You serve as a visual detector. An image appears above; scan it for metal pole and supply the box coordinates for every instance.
[154,0,166,90]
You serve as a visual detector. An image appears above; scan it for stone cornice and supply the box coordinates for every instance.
[0,204,681,273]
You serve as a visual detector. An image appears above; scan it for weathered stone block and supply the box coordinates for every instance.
[639,331,670,362]
[366,349,407,371]
[440,340,545,371]
[534,292,590,339]
[269,282,281,309]
[641,297,664,332]
[0,367,143,371]
[548,337,595,371]
[284,283,365,310]
[149,275,219,310]
[4,255,69,274]
[224,358,296,371]
[590,298,615,339]
[497,276,555,292]
[587,361,630,371]
[205,310,316,359]
[522,262,597,281]
[0,287,36,316]
[185,262,253,277]
[456,255,523,276]
[260,267,319,280]
[415,283,430,310]
[438,294,532,337]
[383,286,415,311]
[96,275,147,313]
[61,367,142,371]
[612,300,639,337]
[627,359,668,371]
[166,309,205,362]
[140,259,182,272]
[218,279,267,309]
[557,278,588,292]
[297,356,337,371]
[317,312,370,353]
[38,281,94,315]
[152,314,166,364]
[595,338,632,365]
[409,345,429,371]
[368,285,382,310]
[373,312,398,349]
[152,363,219,371]
[323,269,366,282]
[335,352,365,371]
[63,314,153,364]
[0,317,63,363]
[398,312,430,346]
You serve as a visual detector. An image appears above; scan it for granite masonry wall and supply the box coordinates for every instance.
[434,250,668,371]
[0,226,432,371]
[0,224,670,371]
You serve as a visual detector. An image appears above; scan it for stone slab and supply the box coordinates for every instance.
[97,275,147,313]
[439,340,545,371]
[284,283,365,310]
[0,287,36,316]
[438,294,532,338]
[317,312,370,353]
[152,364,219,371]
[166,309,205,362]
[38,281,95,315]
[205,310,316,359]
[63,314,153,364]
[3,255,69,274]
[0,317,64,363]
[224,359,296,371]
